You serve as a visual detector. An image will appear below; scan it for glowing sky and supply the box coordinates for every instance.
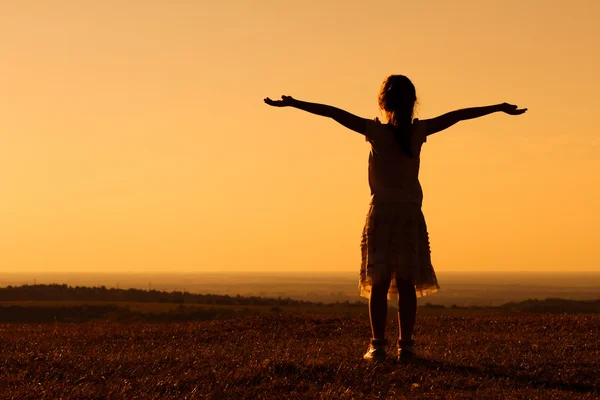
[2,1,599,274]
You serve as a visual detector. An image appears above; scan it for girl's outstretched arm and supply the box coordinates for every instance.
[264,95,368,135]
[424,103,527,136]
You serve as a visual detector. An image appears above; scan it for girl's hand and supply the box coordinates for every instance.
[500,103,527,115]
[264,95,295,107]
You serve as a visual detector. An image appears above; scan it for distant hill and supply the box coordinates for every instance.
[0,284,364,323]
[0,283,343,307]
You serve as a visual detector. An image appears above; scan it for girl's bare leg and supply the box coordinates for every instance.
[369,278,391,340]
[396,278,417,344]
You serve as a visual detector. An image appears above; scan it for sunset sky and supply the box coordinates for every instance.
[2,1,599,275]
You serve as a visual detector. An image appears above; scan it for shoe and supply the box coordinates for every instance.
[397,339,416,362]
[363,339,387,361]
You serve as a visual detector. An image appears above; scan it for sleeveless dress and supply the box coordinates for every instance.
[358,118,440,299]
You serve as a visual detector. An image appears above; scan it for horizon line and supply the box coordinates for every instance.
[2,270,599,275]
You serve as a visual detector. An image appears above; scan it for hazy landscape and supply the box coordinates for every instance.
[3,271,600,307]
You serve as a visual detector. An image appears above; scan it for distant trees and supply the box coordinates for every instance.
[1,285,599,315]
[0,284,365,308]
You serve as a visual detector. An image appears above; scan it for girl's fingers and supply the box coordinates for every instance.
[264,97,285,107]
[502,103,527,115]
[264,95,292,106]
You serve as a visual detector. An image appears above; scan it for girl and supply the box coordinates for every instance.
[264,75,526,362]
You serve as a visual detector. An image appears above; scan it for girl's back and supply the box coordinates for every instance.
[366,118,428,204]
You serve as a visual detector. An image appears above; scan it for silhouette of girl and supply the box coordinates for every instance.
[264,75,526,362]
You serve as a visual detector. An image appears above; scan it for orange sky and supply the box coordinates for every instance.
[1,1,599,274]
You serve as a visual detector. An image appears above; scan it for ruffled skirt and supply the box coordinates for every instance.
[359,199,440,299]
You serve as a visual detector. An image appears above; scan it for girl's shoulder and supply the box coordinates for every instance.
[365,117,391,142]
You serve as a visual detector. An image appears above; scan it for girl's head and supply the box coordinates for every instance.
[378,75,417,128]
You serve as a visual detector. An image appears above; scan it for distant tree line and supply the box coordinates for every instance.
[2,285,599,316]
[0,284,365,307]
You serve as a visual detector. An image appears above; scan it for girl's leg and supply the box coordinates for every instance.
[369,278,391,340]
[396,278,417,344]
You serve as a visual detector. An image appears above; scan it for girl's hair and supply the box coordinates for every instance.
[378,75,417,157]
